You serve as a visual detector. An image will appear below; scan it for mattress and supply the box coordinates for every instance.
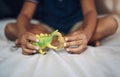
[0,19,120,77]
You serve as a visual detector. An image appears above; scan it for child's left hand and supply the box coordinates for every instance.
[64,31,88,54]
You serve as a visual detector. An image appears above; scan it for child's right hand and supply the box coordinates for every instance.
[15,32,40,55]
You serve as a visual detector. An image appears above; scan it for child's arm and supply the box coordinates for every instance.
[16,1,37,37]
[64,0,97,54]
[81,0,97,41]
[15,2,46,55]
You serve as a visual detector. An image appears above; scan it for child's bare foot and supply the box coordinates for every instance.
[95,41,100,46]
[88,41,100,46]
[15,39,21,47]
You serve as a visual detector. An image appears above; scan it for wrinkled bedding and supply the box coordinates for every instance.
[0,19,120,77]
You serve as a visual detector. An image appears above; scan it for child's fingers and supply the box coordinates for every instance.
[66,45,87,54]
[26,33,39,42]
[22,45,37,55]
[64,40,82,47]
[25,42,39,50]
[65,34,85,42]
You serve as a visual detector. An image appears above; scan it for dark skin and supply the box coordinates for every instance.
[5,0,118,55]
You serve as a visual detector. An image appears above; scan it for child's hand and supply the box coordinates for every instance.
[64,31,88,54]
[15,32,40,55]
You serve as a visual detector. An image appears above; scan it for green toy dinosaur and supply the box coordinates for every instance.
[31,30,65,55]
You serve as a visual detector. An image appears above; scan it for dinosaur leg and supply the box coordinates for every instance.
[39,49,46,55]
[47,44,58,50]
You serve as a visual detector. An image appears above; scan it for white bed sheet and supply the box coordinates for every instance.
[0,19,120,77]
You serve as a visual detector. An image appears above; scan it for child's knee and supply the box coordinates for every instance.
[106,15,118,26]
[106,15,118,34]
[100,15,118,34]
[5,23,12,31]
[5,23,14,35]
[5,23,17,41]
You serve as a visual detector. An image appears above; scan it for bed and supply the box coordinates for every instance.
[0,18,120,77]
[0,0,120,77]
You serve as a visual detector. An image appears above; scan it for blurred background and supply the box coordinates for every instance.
[0,0,24,19]
[95,0,120,16]
[0,0,120,20]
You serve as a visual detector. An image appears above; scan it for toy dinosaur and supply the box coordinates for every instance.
[31,30,65,55]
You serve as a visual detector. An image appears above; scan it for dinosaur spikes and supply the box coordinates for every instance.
[36,35,40,38]
[31,30,64,55]
[40,33,44,36]
[44,33,48,36]
[39,33,48,36]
